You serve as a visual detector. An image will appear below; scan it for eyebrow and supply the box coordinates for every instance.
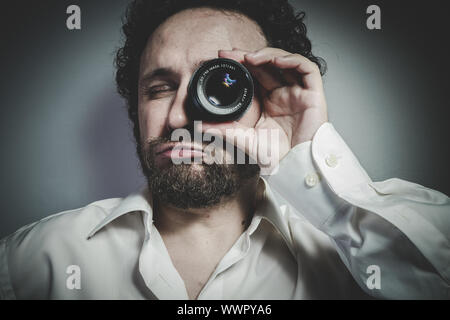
[139,68,173,89]
[138,59,211,89]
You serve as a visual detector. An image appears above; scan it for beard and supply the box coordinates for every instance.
[139,137,260,209]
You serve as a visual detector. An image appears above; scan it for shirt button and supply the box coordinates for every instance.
[305,172,319,187]
[325,154,338,168]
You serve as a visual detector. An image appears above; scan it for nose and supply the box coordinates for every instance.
[166,81,190,132]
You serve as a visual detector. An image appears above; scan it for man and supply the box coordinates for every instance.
[0,0,448,300]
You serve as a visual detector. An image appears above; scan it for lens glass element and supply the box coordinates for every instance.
[204,71,241,107]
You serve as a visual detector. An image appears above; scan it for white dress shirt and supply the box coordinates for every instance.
[0,122,448,299]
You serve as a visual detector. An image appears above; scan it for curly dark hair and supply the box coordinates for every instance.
[115,0,326,149]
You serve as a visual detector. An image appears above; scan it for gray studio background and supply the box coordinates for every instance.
[1,0,449,238]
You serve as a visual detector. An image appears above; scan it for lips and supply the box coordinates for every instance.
[155,142,204,158]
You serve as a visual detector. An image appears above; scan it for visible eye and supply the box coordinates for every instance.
[144,84,175,99]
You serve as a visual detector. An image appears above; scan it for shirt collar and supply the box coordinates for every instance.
[86,177,292,249]
[86,188,153,239]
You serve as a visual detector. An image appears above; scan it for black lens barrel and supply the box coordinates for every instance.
[187,58,254,122]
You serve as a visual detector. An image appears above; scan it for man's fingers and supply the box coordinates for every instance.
[245,48,322,90]
[273,54,322,89]
[246,64,285,92]
[218,49,248,64]
[245,51,300,87]
[220,47,323,91]
[244,47,290,65]
[220,49,284,91]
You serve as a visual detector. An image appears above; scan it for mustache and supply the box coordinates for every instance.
[141,124,255,166]
[146,136,172,151]
[143,125,205,166]
[145,124,197,149]
[144,124,226,154]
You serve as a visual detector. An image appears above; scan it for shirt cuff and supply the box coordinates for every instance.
[265,122,372,227]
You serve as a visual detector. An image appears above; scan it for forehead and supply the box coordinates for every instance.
[140,8,267,74]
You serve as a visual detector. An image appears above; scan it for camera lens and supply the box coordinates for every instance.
[188,58,253,122]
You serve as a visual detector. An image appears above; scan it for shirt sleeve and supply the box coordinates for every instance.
[265,122,450,299]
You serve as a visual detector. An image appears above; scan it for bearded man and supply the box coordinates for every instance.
[0,0,448,300]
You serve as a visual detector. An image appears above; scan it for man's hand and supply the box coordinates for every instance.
[199,47,328,173]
